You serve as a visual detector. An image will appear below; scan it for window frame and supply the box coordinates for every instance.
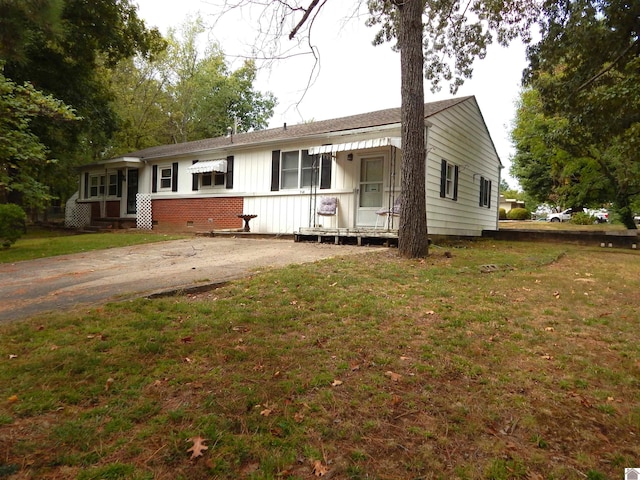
[276,149,330,190]
[89,174,105,198]
[200,171,226,189]
[158,165,173,191]
[479,176,492,208]
[439,159,459,201]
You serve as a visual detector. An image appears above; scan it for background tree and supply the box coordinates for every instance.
[521,0,640,227]
[107,16,276,155]
[0,64,78,211]
[217,0,539,257]
[1,0,164,209]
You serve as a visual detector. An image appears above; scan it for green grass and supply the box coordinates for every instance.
[0,228,184,263]
[0,240,639,479]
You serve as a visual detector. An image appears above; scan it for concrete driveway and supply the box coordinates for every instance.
[0,237,371,322]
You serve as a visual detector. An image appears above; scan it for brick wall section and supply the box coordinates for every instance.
[152,197,244,232]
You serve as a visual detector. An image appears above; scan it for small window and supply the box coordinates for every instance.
[201,172,225,188]
[479,177,492,207]
[281,151,300,189]
[160,167,172,190]
[439,159,458,200]
[108,173,118,196]
[89,175,105,198]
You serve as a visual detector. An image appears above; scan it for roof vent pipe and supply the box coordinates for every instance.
[283,123,287,131]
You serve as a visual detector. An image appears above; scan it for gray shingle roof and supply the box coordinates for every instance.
[114,96,472,161]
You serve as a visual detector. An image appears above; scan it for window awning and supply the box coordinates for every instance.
[308,137,402,155]
[187,159,228,174]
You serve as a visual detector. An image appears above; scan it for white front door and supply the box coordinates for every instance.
[356,156,384,226]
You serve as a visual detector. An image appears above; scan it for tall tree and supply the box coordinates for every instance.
[524,0,640,227]
[0,64,78,209]
[1,0,164,206]
[107,16,276,154]
[218,0,538,257]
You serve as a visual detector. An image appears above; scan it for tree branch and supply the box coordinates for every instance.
[289,0,321,39]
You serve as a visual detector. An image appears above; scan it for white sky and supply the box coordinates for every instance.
[134,0,527,188]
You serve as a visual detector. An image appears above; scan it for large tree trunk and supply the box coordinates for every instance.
[397,0,428,258]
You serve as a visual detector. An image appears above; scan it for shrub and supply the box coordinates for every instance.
[0,204,27,248]
[571,212,596,225]
[499,208,507,220]
[506,208,530,220]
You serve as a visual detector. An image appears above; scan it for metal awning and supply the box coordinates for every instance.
[308,137,402,155]
[187,159,228,174]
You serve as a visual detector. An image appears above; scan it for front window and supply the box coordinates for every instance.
[89,175,105,198]
[281,149,325,189]
[108,173,118,196]
[160,166,172,190]
[445,163,455,198]
[201,172,225,188]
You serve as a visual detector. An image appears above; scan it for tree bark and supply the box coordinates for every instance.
[397,0,429,258]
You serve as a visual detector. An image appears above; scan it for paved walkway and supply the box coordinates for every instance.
[0,237,370,322]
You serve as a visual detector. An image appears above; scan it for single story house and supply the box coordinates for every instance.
[68,96,501,238]
[499,195,525,213]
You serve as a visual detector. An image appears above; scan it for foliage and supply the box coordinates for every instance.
[1,0,165,208]
[0,204,27,248]
[521,0,640,228]
[571,211,596,225]
[1,241,639,478]
[107,16,276,155]
[0,64,79,209]
[499,208,507,220]
[506,207,530,220]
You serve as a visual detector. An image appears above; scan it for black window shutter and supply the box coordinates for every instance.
[152,165,158,193]
[453,165,459,201]
[172,162,178,192]
[271,150,280,191]
[226,155,234,189]
[192,160,199,191]
[479,176,485,206]
[320,154,331,189]
[487,180,492,208]
[84,172,89,199]
[439,159,447,198]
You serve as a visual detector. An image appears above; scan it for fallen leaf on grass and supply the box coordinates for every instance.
[385,371,403,382]
[7,395,18,403]
[544,327,555,332]
[553,291,560,299]
[260,408,272,417]
[104,377,114,391]
[294,412,305,423]
[312,460,329,477]
[331,379,343,387]
[187,436,208,459]
[8,354,17,359]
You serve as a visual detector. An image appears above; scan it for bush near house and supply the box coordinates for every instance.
[506,207,530,220]
[499,208,507,220]
[0,204,27,248]
[571,212,597,225]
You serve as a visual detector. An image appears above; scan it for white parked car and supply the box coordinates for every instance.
[547,208,573,222]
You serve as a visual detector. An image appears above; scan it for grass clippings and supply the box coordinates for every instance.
[0,240,639,479]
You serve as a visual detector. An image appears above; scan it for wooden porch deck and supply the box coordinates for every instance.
[295,227,399,246]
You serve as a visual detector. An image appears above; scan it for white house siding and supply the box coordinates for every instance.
[425,98,500,236]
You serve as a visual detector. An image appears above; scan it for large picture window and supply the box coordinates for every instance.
[271,150,331,191]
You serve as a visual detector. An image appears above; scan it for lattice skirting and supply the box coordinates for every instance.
[64,192,91,229]
[136,194,153,230]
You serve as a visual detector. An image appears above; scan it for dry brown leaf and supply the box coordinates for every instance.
[104,377,114,391]
[331,379,343,387]
[544,327,555,332]
[7,395,18,403]
[384,371,403,382]
[294,412,305,423]
[312,460,329,477]
[260,408,272,417]
[187,436,208,459]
